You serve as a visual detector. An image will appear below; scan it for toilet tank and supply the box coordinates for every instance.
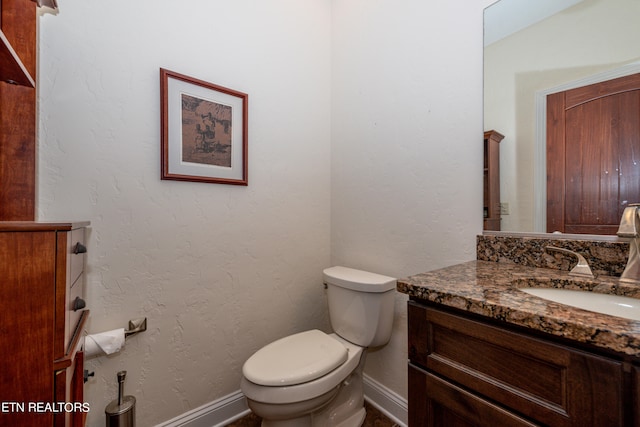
[323,266,396,347]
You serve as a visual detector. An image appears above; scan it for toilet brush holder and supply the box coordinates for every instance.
[105,371,136,427]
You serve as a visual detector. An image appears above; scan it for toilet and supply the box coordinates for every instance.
[240,266,396,427]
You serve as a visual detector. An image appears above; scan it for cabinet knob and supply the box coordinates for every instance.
[73,296,86,311]
[84,369,95,383]
[73,242,87,254]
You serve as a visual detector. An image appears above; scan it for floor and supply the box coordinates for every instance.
[225,401,399,427]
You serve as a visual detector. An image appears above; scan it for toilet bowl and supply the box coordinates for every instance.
[241,332,364,426]
[240,266,396,427]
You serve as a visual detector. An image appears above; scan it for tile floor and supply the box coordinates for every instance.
[225,401,399,426]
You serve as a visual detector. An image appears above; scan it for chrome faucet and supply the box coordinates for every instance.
[545,246,594,278]
[617,203,640,283]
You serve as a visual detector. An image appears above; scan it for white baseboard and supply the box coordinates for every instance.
[363,374,408,427]
[154,390,250,427]
[155,376,408,427]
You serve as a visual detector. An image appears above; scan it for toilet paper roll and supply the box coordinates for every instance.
[85,328,125,358]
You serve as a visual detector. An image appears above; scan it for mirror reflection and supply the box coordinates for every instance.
[483,0,640,234]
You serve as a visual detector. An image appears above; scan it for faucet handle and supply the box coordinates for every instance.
[617,204,640,238]
[545,246,595,278]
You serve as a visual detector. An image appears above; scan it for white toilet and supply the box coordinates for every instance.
[240,266,396,427]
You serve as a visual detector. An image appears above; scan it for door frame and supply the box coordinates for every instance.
[533,61,640,233]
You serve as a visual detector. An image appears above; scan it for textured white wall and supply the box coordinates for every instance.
[331,0,493,399]
[38,1,332,425]
[38,0,494,424]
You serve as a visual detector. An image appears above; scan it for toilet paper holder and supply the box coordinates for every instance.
[125,318,147,338]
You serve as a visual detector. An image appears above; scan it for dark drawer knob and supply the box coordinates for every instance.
[84,369,95,383]
[73,296,86,311]
[73,242,87,254]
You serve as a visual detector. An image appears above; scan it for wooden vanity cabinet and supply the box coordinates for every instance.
[0,221,89,427]
[408,300,637,427]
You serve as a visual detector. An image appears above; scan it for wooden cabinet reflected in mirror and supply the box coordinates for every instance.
[484,130,504,231]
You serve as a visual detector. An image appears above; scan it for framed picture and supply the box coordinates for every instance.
[160,68,248,185]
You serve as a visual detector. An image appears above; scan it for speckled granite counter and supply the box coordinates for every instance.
[397,259,640,357]
[477,233,628,276]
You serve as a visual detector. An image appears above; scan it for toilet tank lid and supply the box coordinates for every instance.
[323,266,396,292]
[243,330,348,387]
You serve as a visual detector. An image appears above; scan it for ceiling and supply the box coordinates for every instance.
[484,0,584,46]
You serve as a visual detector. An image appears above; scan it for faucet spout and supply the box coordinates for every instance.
[545,246,594,278]
[617,204,640,283]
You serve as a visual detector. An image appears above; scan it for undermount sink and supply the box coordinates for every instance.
[521,288,640,321]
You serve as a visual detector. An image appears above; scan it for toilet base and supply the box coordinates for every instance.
[250,352,368,427]
[257,401,365,427]
[250,386,340,427]
[333,407,365,427]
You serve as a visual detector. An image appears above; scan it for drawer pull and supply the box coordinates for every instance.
[73,242,87,254]
[73,296,86,311]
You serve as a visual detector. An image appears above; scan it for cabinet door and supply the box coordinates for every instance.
[408,302,627,426]
[70,351,86,427]
[0,231,56,426]
[54,368,71,427]
[634,365,640,427]
[54,351,86,427]
[409,364,538,427]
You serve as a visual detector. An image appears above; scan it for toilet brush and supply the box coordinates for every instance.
[105,371,136,427]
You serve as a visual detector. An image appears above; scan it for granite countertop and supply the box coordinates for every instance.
[397,260,640,357]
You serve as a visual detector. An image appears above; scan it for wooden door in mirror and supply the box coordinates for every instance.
[547,73,640,234]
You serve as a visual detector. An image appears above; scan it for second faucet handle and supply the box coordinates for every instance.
[545,246,595,278]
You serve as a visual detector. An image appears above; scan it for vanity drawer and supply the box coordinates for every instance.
[408,302,626,427]
[55,226,88,359]
[69,227,86,287]
[67,273,85,351]
[409,364,538,427]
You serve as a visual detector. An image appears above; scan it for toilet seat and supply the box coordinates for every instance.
[243,329,348,386]
[241,333,363,405]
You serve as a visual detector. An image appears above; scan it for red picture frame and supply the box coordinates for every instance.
[160,68,248,185]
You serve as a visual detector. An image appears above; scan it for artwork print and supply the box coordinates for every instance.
[181,94,232,168]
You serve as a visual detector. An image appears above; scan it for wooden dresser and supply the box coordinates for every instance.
[0,221,90,427]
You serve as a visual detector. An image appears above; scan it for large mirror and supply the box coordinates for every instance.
[483,0,640,235]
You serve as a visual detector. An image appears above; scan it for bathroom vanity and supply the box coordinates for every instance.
[0,221,90,427]
[399,235,640,427]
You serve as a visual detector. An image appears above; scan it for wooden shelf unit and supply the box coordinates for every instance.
[0,29,35,87]
[0,0,38,221]
[483,130,504,231]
